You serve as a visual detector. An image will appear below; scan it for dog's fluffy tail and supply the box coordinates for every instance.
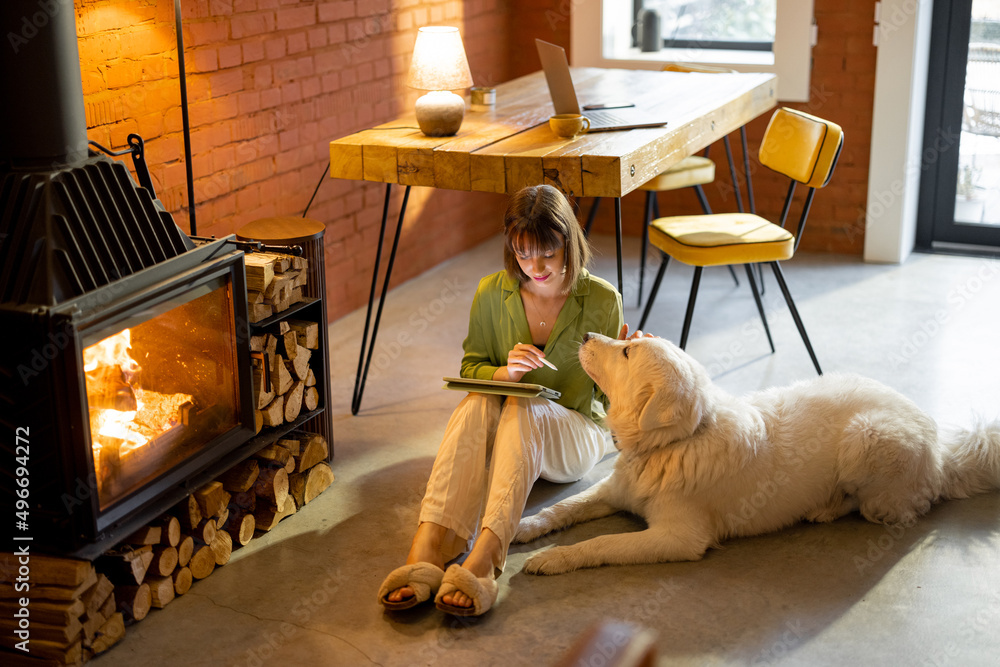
[938,420,1000,500]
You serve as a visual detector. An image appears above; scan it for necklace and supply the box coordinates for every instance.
[524,291,564,328]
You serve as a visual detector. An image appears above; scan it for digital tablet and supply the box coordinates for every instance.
[442,376,561,400]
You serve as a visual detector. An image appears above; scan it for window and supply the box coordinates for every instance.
[638,0,777,52]
[571,0,814,102]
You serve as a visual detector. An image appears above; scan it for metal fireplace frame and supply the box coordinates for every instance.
[4,237,260,559]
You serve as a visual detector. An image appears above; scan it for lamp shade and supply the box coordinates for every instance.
[406,26,473,91]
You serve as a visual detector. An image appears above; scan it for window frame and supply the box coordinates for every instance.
[572,0,815,102]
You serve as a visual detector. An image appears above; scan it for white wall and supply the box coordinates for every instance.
[863,0,934,263]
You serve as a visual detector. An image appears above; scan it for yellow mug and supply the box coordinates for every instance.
[549,113,591,138]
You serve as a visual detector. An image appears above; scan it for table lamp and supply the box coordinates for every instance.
[406,26,474,137]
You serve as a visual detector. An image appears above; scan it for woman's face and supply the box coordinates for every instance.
[514,238,566,288]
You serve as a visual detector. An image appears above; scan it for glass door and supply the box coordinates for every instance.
[918,0,1000,251]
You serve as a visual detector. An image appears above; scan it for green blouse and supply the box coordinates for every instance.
[460,268,624,428]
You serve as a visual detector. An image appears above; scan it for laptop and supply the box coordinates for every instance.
[535,39,669,132]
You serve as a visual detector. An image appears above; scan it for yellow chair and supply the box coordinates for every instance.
[637,107,844,375]
[584,63,752,306]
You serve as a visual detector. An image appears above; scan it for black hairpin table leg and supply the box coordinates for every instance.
[614,197,623,295]
[351,183,412,415]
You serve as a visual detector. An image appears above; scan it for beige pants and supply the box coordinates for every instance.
[418,393,613,572]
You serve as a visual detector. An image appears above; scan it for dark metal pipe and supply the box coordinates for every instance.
[0,0,88,168]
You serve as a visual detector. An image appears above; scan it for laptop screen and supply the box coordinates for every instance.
[536,39,582,115]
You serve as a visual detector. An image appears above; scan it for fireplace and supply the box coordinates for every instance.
[0,229,258,559]
[0,1,258,559]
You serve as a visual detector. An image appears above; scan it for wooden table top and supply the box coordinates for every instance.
[329,68,777,199]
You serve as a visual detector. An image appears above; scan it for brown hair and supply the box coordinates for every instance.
[502,185,591,293]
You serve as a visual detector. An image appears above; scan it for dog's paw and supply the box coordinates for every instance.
[522,546,579,575]
[513,516,552,544]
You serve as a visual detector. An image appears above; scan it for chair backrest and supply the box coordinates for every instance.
[759,108,843,188]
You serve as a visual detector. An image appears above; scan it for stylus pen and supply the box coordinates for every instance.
[521,343,558,371]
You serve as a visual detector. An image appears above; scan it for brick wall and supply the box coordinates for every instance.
[75,0,874,323]
[76,0,511,323]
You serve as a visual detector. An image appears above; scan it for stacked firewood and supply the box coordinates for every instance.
[227,431,334,534]
[98,511,207,626]
[0,554,123,665]
[249,319,322,433]
[0,432,332,665]
[244,251,309,323]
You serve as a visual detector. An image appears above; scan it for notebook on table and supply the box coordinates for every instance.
[535,39,669,132]
[442,376,561,400]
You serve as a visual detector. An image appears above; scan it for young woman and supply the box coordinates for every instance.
[377,184,635,616]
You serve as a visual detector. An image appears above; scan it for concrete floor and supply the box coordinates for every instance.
[98,234,1000,667]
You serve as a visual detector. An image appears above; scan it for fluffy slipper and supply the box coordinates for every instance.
[377,562,445,611]
[434,564,499,616]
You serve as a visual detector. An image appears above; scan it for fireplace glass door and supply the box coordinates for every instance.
[82,276,242,511]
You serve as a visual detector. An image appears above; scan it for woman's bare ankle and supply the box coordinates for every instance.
[405,522,448,567]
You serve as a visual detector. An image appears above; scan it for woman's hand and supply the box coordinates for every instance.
[618,324,658,341]
[494,343,549,382]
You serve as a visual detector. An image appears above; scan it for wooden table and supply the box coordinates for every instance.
[330,68,777,413]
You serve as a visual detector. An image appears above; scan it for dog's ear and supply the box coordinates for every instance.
[636,383,672,432]
[636,380,705,436]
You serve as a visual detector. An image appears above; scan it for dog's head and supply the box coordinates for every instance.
[579,333,712,450]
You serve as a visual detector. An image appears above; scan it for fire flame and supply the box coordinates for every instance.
[84,328,193,496]
[84,329,147,447]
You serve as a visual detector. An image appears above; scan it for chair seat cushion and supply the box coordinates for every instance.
[638,156,715,192]
[648,213,794,266]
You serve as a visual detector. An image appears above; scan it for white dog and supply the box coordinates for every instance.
[514,333,1000,574]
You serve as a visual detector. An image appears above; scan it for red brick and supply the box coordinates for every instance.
[189,47,219,73]
[209,69,244,96]
[264,37,286,60]
[238,91,262,115]
[231,13,270,39]
[276,6,316,30]
[302,77,321,100]
[318,2,354,22]
[254,64,273,87]
[287,31,308,54]
[185,19,229,47]
[260,87,282,108]
[308,27,328,49]
[209,0,234,16]
[218,44,242,68]
[243,41,265,63]
[280,81,302,105]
